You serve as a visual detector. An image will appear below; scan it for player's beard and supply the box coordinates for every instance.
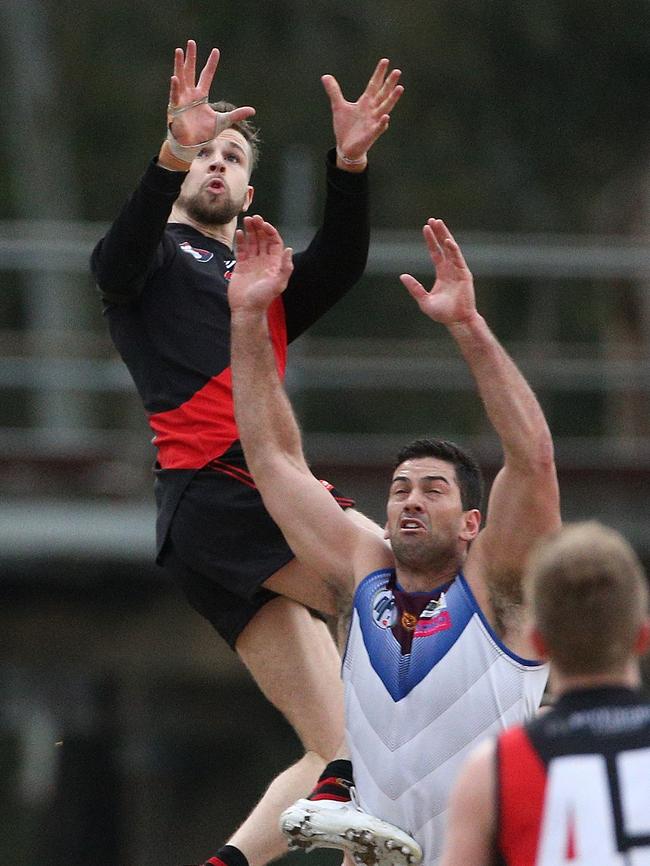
[389,530,459,575]
[178,186,246,228]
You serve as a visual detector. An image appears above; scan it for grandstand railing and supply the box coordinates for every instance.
[1,220,649,477]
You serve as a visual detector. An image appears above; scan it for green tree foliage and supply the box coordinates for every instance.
[33,0,649,231]
[3,0,646,440]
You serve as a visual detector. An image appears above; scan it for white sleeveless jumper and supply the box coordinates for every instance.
[342,568,548,866]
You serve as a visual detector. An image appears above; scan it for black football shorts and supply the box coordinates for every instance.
[160,463,354,648]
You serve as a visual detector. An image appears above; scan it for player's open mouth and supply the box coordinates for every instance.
[400,517,425,531]
[207,179,225,193]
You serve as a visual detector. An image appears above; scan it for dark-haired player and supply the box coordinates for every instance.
[227,214,561,866]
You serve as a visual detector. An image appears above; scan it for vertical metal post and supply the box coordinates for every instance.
[1,0,85,432]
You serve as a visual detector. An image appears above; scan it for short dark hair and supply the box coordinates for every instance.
[212,100,261,170]
[394,438,484,511]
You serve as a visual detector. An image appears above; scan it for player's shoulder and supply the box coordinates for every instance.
[352,531,394,589]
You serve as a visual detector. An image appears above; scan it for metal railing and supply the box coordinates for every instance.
[1,221,649,474]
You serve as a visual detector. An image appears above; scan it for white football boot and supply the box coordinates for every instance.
[280,788,423,866]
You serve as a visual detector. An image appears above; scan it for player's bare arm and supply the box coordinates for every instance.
[438,738,497,866]
[229,217,390,593]
[323,57,404,173]
[160,39,255,170]
[401,220,560,647]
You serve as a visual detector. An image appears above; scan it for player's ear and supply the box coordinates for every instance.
[529,625,549,661]
[634,617,650,657]
[242,185,254,212]
[460,509,481,542]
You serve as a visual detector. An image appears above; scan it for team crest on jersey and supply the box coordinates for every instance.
[179,241,214,263]
[224,259,236,280]
[414,592,451,638]
[401,611,418,631]
[371,588,397,629]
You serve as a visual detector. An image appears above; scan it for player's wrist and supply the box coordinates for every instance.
[158,140,193,172]
[229,300,273,321]
[164,124,213,163]
[164,97,217,164]
[335,147,368,172]
[446,311,486,341]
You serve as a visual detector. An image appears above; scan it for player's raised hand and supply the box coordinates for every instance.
[228,216,294,314]
[322,58,403,171]
[400,219,477,327]
[167,40,255,147]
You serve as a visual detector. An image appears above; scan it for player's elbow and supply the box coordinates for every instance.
[508,427,557,484]
[533,431,556,471]
[248,449,307,492]
[521,417,556,471]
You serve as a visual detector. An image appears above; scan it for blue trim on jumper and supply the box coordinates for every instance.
[352,569,475,701]
[339,568,396,676]
[350,569,544,702]
[456,573,543,667]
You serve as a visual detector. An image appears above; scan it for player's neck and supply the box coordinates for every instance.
[169,208,236,249]
[394,560,459,594]
[553,662,641,697]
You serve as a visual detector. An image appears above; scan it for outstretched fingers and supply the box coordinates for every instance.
[254,218,293,281]
[422,220,466,272]
[399,273,428,304]
[234,227,248,262]
[322,56,404,164]
[242,215,262,259]
[360,60,404,140]
[170,41,223,108]
[172,40,198,91]
[364,63,403,129]
[377,67,402,97]
[321,73,344,108]
[231,217,293,310]
[196,47,220,92]
[168,75,179,107]
[169,45,189,105]
[266,222,284,259]
[375,68,403,113]
[173,47,184,83]
[431,219,470,273]
[365,58,391,96]
[222,105,256,125]
[241,216,287,262]
[422,222,444,270]
[376,91,403,125]
[280,246,294,282]
[184,39,197,84]
[256,217,282,258]
[427,218,456,248]
[237,219,257,261]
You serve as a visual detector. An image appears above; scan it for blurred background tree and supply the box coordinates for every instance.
[12,0,644,232]
[0,3,649,865]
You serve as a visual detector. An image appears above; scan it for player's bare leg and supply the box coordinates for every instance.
[264,561,422,866]
[186,560,420,866]
[227,593,345,866]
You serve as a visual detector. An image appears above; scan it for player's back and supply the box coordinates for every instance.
[497,686,650,866]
